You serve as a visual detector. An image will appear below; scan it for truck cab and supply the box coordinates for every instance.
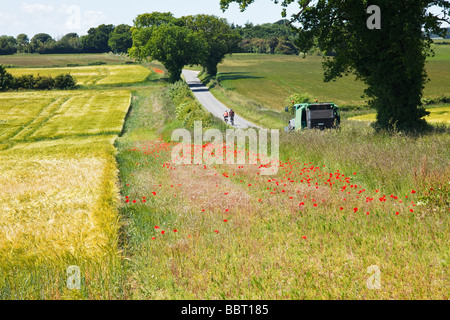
[285,103,340,131]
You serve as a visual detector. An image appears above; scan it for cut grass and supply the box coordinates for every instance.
[7,65,152,86]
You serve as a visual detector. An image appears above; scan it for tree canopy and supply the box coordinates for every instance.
[220,0,450,132]
[180,14,241,76]
[129,12,239,81]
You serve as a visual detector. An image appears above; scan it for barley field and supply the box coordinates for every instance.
[7,65,151,86]
[0,89,132,299]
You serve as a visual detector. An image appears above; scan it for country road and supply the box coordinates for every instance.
[182,70,260,129]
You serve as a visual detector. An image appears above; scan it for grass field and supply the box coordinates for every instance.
[115,86,449,300]
[212,44,450,112]
[7,65,152,86]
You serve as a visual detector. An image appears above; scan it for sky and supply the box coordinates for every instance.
[0,0,299,38]
[0,1,448,39]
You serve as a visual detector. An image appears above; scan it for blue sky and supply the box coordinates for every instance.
[0,0,299,38]
[0,1,448,38]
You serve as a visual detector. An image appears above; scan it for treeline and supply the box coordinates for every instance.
[0,24,132,55]
[232,20,300,55]
[0,65,76,91]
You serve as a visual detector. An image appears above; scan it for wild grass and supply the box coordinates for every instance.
[116,79,449,299]
[7,65,152,86]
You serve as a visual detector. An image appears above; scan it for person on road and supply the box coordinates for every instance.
[229,109,235,126]
[223,110,229,122]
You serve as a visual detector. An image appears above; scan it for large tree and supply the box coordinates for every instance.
[129,12,207,82]
[220,0,450,132]
[180,14,242,76]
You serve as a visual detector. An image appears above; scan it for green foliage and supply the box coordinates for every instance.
[286,92,313,105]
[88,60,107,66]
[168,81,214,128]
[0,36,18,55]
[130,12,208,82]
[181,14,242,76]
[0,64,13,90]
[81,24,115,53]
[231,20,300,55]
[109,24,133,54]
[4,72,76,91]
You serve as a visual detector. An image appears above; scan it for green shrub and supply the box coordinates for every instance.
[35,75,56,90]
[0,64,13,91]
[54,74,76,90]
[88,61,107,66]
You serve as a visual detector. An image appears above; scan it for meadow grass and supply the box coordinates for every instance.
[7,65,152,86]
[212,44,450,114]
[115,79,449,299]
[0,89,133,299]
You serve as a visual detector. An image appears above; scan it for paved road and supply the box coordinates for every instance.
[182,70,260,129]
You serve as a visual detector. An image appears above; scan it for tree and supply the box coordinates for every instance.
[146,24,207,82]
[129,12,207,82]
[109,24,133,54]
[0,65,13,90]
[16,34,29,53]
[81,24,115,53]
[181,15,241,76]
[30,33,55,53]
[220,0,450,132]
[0,36,17,55]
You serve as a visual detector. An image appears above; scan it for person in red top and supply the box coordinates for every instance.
[223,110,229,122]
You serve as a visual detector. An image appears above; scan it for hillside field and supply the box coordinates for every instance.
[212,44,450,111]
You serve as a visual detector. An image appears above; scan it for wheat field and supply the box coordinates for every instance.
[7,65,151,86]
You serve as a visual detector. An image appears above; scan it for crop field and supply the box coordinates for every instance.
[7,65,152,86]
[214,44,450,111]
[0,53,128,68]
[349,106,450,124]
[0,89,132,299]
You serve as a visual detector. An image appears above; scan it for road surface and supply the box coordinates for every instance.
[182,70,260,129]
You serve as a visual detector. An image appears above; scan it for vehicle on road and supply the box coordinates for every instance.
[285,102,340,131]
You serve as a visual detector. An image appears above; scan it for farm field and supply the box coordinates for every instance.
[0,53,128,68]
[213,44,450,112]
[349,106,450,124]
[0,88,132,299]
[7,65,152,86]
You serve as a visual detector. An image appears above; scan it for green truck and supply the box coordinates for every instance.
[285,103,341,131]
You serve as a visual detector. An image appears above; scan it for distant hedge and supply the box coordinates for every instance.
[0,65,76,91]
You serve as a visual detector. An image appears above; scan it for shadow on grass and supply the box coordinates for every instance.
[217,72,265,82]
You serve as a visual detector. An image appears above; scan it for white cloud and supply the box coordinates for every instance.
[21,3,54,14]
[83,10,108,29]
